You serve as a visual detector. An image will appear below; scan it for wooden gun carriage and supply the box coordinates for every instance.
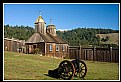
[48,59,87,80]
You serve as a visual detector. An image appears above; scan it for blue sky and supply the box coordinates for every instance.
[4,3,119,30]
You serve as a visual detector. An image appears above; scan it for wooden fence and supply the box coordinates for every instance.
[69,46,119,63]
[4,38,25,53]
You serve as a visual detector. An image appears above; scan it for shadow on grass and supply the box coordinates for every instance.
[43,67,86,80]
[43,73,59,79]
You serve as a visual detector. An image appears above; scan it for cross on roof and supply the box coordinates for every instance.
[39,11,41,16]
[50,19,52,24]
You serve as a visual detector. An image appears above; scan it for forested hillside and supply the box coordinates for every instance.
[4,24,35,40]
[4,24,119,47]
[56,28,119,47]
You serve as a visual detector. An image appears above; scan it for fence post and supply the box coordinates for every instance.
[110,47,112,63]
[79,45,82,61]
[93,46,96,61]
[11,38,14,51]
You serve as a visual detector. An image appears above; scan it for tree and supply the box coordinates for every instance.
[101,36,110,42]
[96,35,100,46]
[105,36,110,41]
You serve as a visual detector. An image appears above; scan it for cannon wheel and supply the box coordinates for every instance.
[58,60,75,80]
[75,60,87,78]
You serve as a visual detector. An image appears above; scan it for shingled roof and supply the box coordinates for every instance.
[25,32,68,44]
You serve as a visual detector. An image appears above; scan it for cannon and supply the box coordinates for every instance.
[48,59,87,80]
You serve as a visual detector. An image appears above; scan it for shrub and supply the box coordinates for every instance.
[34,48,39,54]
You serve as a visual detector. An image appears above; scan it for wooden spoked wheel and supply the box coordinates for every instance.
[75,60,87,78]
[58,60,75,80]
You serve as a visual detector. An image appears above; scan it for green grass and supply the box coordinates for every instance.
[4,51,119,80]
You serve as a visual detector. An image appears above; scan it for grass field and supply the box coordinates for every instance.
[4,51,119,80]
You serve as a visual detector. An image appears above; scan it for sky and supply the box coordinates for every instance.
[4,3,119,30]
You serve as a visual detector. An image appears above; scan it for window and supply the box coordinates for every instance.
[62,45,65,51]
[56,45,59,51]
[49,44,52,51]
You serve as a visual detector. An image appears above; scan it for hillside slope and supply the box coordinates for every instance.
[96,33,119,45]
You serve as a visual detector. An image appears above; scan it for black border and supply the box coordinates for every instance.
[2,0,120,3]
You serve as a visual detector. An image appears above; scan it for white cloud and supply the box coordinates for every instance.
[57,29,71,31]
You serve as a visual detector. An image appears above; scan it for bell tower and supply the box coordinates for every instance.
[35,11,46,34]
[46,19,56,36]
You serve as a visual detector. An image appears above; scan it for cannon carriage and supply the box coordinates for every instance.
[48,59,87,80]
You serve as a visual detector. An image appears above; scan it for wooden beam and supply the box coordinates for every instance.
[45,42,46,56]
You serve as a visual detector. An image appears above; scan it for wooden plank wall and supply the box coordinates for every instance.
[4,38,24,52]
[69,46,119,63]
